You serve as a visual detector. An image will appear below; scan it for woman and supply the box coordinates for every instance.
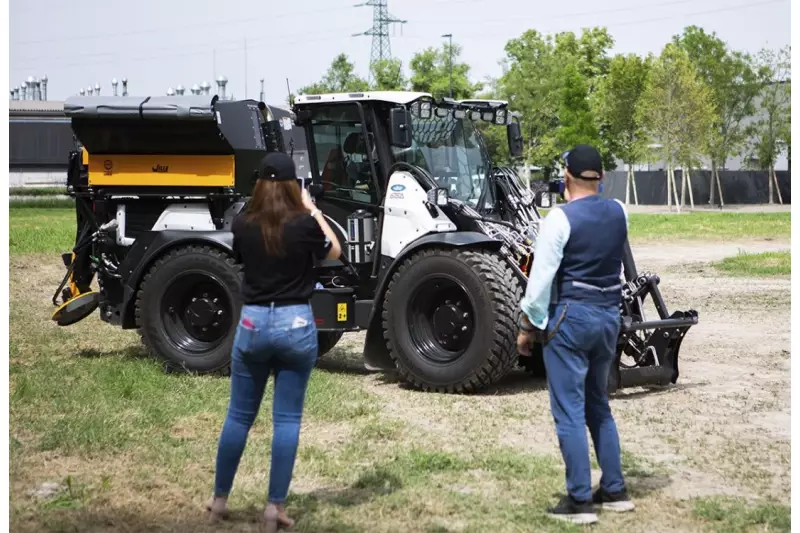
[206,151,341,531]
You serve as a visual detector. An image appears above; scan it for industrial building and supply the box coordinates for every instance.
[8,75,307,188]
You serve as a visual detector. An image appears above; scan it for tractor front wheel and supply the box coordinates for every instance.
[136,245,242,373]
[382,247,522,393]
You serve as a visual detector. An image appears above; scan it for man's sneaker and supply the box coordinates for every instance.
[592,487,635,512]
[546,495,599,525]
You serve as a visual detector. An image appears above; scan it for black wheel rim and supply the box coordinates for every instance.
[160,270,234,356]
[407,275,477,365]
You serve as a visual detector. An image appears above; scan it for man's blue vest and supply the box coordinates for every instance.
[554,195,627,307]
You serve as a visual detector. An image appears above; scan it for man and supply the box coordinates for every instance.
[517,145,635,525]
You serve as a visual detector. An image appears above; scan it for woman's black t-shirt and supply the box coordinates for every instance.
[232,212,331,305]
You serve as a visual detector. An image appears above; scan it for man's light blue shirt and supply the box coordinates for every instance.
[520,199,628,330]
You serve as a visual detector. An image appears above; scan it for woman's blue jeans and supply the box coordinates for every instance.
[213,302,318,504]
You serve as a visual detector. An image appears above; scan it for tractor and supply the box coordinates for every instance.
[52,90,698,394]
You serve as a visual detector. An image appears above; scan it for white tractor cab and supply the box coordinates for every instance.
[52,91,698,395]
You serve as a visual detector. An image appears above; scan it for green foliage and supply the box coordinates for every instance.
[673,26,761,170]
[408,42,482,99]
[596,53,651,167]
[495,28,616,175]
[554,62,600,155]
[635,43,715,171]
[370,58,406,91]
[692,497,790,533]
[297,53,369,95]
[749,45,791,171]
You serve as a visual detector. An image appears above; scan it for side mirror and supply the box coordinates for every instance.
[308,182,324,199]
[534,190,552,208]
[426,187,449,207]
[390,108,413,148]
[507,121,523,158]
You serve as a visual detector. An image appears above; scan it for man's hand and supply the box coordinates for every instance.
[517,330,534,355]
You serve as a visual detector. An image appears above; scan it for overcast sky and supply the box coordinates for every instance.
[9,0,791,105]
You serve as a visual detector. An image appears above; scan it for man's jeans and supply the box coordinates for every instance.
[543,301,627,502]
[214,302,318,504]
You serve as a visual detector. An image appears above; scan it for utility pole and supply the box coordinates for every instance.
[353,0,407,84]
[442,33,453,98]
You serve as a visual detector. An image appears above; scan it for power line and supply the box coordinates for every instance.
[13,25,363,64]
[11,4,353,46]
[399,0,788,42]
[9,30,364,75]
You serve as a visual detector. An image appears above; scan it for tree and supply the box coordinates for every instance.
[555,62,600,152]
[409,42,482,100]
[749,45,791,204]
[297,53,369,95]
[495,28,616,176]
[596,53,651,204]
[673,26,761,206]
[371,58,406,91]
[635,43,715,211]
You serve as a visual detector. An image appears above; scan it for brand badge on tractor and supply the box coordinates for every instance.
[390,184,406,192]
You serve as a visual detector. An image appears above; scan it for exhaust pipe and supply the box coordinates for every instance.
[112,77,118,96]
[260,78,265,102]
[122,77,128,96]
[217,75,228,99]
[176,84,185,95]
[41,75,48,100]
[200,81,210,95]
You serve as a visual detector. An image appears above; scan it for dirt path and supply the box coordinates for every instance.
[330,238,791,504]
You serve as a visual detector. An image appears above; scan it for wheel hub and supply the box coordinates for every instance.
[407,277,477,364]
[184,296,223,328]
[432,302,471,348]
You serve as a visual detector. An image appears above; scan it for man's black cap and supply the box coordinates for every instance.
[257,151,296,182]
[562,144,603,179]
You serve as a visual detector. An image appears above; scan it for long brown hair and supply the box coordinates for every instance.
[244,179,306,256]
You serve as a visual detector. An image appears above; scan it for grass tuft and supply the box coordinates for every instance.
[713,250,791,276]
[692,496,790,533]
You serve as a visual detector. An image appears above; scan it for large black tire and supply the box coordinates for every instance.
[135,245,242,373]
[382,247,522,393]
[317,331,344,358]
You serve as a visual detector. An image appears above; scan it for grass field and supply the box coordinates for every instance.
[713,250,791,277]
[9,208,791,532]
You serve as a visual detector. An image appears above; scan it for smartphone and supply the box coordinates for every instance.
[296,177,306,190]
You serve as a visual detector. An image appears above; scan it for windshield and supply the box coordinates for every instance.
[391,107,491,206]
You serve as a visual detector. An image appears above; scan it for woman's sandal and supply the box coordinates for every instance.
[205,496,230,521]
[262,505,295,532]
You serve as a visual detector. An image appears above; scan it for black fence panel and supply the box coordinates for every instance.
[601,170,792,205]
[9,120,76,170]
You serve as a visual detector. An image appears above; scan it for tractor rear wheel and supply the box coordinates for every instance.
[382,247,522,393]
[136,245,242,373]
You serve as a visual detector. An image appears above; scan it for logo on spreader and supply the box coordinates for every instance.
[103,160,113,176]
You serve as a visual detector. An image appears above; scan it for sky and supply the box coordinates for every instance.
[8,0,791,106]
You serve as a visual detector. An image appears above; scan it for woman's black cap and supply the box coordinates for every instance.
[257,152,296,181]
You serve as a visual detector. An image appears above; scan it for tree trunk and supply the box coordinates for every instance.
[709,161,716,205]
[768,165,774,204]
[666,167,672,208]
[772,166,784,205]
[686,167,695,209]
[680,167,687,208]
[715,168,725,207]
[671,167,681,213]
[632,168,639,205]
[625,165,631,204]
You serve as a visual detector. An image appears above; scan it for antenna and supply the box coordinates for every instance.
[286,78,293,106]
